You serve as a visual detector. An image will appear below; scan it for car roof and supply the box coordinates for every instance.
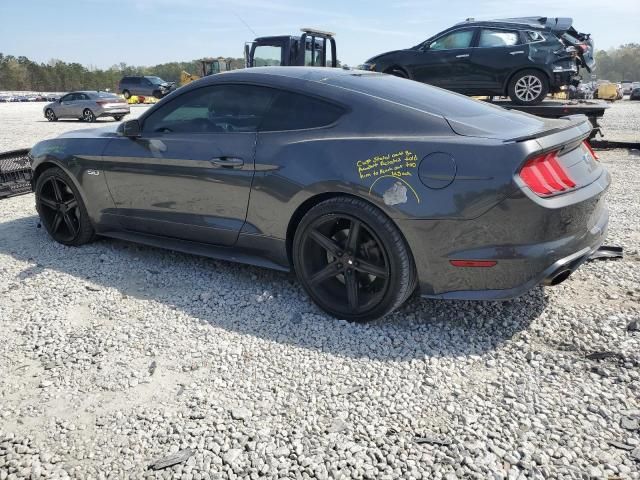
[455,16,573,32]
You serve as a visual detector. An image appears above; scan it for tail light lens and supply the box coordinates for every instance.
[519,151,576,197]
[583,140,599,161]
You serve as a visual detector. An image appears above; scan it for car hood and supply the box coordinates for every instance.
[364,49,408,63]
[57,124,121,139]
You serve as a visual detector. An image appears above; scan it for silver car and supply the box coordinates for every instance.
[43,91,130,123]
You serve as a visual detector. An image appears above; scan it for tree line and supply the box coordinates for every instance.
[0,54,246,92]
[1,43,639,92]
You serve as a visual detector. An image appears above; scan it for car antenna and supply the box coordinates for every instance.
[231,10,257,36]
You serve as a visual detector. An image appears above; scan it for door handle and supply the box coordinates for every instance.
[455,54,470,58]
[210,157,244,168]
[510,51,525,55]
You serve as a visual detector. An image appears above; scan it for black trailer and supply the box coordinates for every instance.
[488,99,609,139]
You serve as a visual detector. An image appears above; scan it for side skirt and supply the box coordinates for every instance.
[99,230,291,272]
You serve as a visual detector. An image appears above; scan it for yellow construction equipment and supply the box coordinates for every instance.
[594,83,618,101]
[180,57,233,86]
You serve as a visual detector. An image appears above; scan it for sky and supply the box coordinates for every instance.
[0,0,638,68]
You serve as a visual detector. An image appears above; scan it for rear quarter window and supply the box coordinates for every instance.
[524,31,545,43]
[259,91,344,131]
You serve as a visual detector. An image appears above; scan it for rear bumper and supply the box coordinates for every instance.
[97,108,130,117]
[398,169,610,301]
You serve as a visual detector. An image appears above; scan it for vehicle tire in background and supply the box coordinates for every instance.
[113,115,124,121]
[292,196,416,322]
[152,90,163,99]
[122,90,131,99]
[45,109,57,122]
[508,69,549,105]
[35,167,95,247]
[82,109,96,123]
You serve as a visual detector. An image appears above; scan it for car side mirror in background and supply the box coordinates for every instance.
[119,119,141,138]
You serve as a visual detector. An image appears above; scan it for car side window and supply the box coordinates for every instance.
[429,30,474,50]
[142,84,277,134]
[253,46,282,66]
[60,94,73,102]
[478,29,520,47]
[260,91,344,132]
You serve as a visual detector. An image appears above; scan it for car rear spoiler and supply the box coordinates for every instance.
[509,115,592,144]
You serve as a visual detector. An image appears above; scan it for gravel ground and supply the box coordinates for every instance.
[1,101,639,479]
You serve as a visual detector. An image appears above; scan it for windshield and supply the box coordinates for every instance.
[146,76,165,85]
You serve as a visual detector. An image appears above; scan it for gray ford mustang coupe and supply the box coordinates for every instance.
[30,67,610,321]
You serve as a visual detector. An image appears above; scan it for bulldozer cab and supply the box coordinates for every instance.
[245,28,337,68]
[200,57,232,76]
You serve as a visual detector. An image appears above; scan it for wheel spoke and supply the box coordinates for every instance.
[62,213,78,237]
[51,179,63,202]
[65,198,78,210]
[345,271,359,312]
[39,196,57,210]
[355,259,388,278]
[51,213,63,233]
[309,262,339,285]
[309,229,341,255]
[346,219,361,253]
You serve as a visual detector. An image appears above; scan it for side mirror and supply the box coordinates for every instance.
[421,42,431,51]
[119,119,141,138]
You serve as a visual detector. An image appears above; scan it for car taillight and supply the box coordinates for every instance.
[96,100,109,105]
[578,44,589,53]
[519,151,576,197]
[583,140,599,161]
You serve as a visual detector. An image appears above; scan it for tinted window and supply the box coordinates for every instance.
[143,84,277,134]
[430,30,474,50]
[260,91,344,131]
[253,46,282,66]
[60,94,74,102]
[478,29,520,47]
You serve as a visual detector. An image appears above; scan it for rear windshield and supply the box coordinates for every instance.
[323,72,515,119]
[92,92,119,99]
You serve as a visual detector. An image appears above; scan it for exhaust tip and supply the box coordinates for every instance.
[548,269,572,286]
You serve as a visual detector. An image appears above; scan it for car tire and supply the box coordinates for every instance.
[292,196,416,322]
[152,90,163,99]
[45,109,58,122]
[508,70,549,105]
[35,167,95,247]
[113,115,124,121]
[82,109,96,123]
[122,90,131,99]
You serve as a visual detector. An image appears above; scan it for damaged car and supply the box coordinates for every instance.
[30,68,609,321]
[361,17,595,105]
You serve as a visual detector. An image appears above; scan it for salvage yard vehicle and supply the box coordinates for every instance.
[180,57,234,86]
[44,91,130,122]
[630,87,640,100]
[361,17,594,105]
[117,76,176,100]
[245,28,337,68]
[29,68,609,321]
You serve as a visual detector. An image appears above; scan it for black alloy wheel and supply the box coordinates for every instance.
[293,197,416,321]
[35,168,95,246]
